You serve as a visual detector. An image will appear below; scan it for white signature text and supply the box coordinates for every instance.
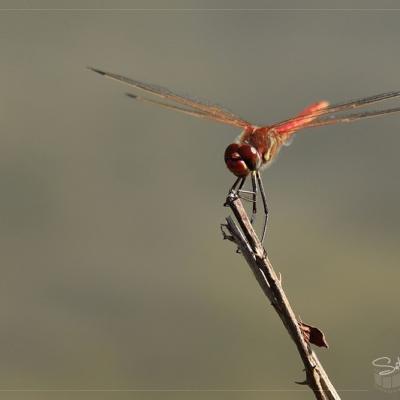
[372,356,400,376]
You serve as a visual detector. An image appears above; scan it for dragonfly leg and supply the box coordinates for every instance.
[250,172,258,224]
[227,175,257,208]
[230,176,244,192]
[230,177,253,202]
[237,190,256,203]
[256,171,269,243]
[237,177,246,191]
[236,176,257,203]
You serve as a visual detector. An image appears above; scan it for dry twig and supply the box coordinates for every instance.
[223,192,340,400]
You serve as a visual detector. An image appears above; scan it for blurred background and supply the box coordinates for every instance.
[0,1,399,399]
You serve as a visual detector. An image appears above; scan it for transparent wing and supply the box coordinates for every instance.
[301,106,400,129]
[125,93,245,127]
[271,90,400,130]
[88,67,251,128]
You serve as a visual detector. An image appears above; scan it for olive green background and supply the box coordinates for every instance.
[1,1,400,399]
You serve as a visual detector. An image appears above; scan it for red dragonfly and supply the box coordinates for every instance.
[89,67,400,241]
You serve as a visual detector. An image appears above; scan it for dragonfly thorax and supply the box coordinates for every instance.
[224,127,283,176]
[224,143,262,177]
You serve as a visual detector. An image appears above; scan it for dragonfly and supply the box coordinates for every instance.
[89,67,400,242]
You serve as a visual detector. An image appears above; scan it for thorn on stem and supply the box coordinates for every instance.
[220,224,236,243]
[295,379,309,386]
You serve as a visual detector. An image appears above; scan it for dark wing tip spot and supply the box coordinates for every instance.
[87,66,106,76]
[125,93,138,99]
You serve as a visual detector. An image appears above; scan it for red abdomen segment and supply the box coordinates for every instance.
[275,101,329,140]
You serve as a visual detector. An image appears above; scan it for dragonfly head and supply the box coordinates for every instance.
[224,143,262,177]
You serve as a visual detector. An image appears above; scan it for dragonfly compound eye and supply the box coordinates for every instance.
[224,143,261,177]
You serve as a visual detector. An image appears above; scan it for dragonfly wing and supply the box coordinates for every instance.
[125,93,247,127]
[324,90,400,113]
[89,67,251,128]
[271,90,400,131]
[300,106,400,128]
[274,101,329,137]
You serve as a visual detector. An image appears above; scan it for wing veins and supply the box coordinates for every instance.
[302,107,400,129]
[88,67,250,128]
[125,93,245,127]
[272,90,400,129]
